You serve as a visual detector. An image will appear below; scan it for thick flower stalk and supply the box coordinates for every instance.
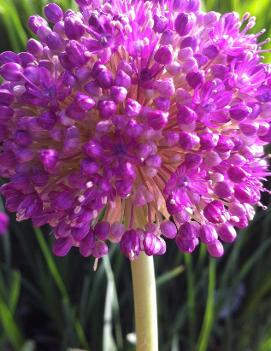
[0,0,270,260]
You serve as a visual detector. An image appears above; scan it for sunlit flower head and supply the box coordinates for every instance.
[0,0,270,260]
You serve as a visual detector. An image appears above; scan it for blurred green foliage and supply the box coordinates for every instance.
[0,1,271,350]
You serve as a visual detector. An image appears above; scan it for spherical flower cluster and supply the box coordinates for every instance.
[0,0,270,260]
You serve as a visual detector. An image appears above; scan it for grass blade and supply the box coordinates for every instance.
[197,259,216,351]
[0,296,24,350]
[156,265,185,286]
[34,228,68,299]
[103,255,123,350]
[184,254,196,343]
[34,228,90,350]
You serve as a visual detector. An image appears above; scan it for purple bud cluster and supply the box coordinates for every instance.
[0,0,270,259]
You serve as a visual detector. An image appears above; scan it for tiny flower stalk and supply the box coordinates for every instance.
[131,253,158,351]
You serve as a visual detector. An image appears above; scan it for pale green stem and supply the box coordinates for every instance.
[131,253,158,351]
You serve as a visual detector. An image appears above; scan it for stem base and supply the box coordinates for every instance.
[131,253,158,351]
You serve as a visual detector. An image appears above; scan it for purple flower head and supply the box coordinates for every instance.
[0,0,270,260]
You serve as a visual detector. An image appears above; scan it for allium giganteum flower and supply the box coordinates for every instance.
[0,0,270,259]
